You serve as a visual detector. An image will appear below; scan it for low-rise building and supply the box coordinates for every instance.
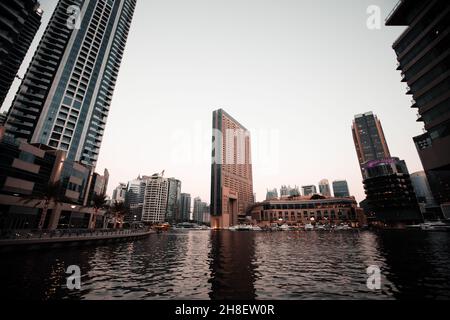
[250,196,364,227]
[0,127,107,231]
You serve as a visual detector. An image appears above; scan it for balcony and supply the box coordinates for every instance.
[411,99,418,108]
[416,113,424,122]
[406,86,413,95]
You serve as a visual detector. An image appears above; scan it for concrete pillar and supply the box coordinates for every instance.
[48,205,62,231]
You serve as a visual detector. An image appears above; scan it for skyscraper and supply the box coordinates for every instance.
[179,193,192,222]
[386,0,450,209]
[352,112,391,175]
[4,0,137,167]
[302,185,317,197]
[166,178,181,223]
[266,188,278,201]
[142,174,169,224]
[112,183,127,203]
[410,171,438,218]
[362,158,421,225]
[318,179,332,197]
[211,109,254,229]
[333,180,350,198]
[125,175,146,222]
[0,0,42,108]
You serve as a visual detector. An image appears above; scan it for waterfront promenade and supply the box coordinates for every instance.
[0,228,155,250]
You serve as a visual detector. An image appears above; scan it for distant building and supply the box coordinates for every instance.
[112,183,127,203]
[318,179,331,197]
[142,174,169,224]
[302,185,317,197]
[125,176,146,222]
[193,197,208,224]
[166,178,181,223]
[211,109,254,228]
[85,169,109,206]
[250,196,364,227]
[333,180,350,198]
[352,112,391,176]
[410,171,439,218]
[179,193,192,222]
[362,158,422,225]
[266,188,278,201]
[0,0,42,107]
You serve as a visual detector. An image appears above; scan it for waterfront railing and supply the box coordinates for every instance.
[0,228,151,241]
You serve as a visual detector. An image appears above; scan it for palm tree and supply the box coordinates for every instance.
[23,182,64,230]
[90,194,108,229]
[111,201,129,229]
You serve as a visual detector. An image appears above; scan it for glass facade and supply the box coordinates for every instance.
[5,0,137,167]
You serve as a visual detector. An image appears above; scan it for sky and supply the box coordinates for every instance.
[1,0,424,204]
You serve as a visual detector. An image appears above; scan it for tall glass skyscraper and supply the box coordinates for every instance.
[0,0,42,108]
[333,180,350,198]
[4,0,136,167]
[352,112,391,175]
[166,178,181,223]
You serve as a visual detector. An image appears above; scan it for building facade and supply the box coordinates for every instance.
[0,127,104,230]
[250,196,364,227]
[142,174,168,224]
[4,0,137,167]
[0,0,42,108]
[211,109,254,229]
[112,182,127,203]
[333,180,350,198]
[318,179,332,197]
[266,188,278,201]
[179,193,191,222]
[0,112,7,126]
[352,112,391,175]
[302,185,317,197]
[386,0,450,210]
[410,171,439,218]
[362,158,422,225]
[166,178,181,223]
[125,176,146,222]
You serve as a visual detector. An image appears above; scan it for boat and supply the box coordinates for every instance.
[251,225,263,231]
[335,224,352,231]
[420,221,450,232]
[316,225,326,231]
[304,224,314,231]
[229,225,253,231]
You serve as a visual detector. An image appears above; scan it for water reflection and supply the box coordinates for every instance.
[1,230,450,300]
[376,231,450,300]
[208,231,257,300]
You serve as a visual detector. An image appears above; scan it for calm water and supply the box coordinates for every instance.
[1,230,450,300]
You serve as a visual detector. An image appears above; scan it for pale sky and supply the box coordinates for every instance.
[1,0,424,204]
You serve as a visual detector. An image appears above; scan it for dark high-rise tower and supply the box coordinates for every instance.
[386,0,450,208]
[0,0,42,108]
[352,112,391,175]
[4,0,136,167]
